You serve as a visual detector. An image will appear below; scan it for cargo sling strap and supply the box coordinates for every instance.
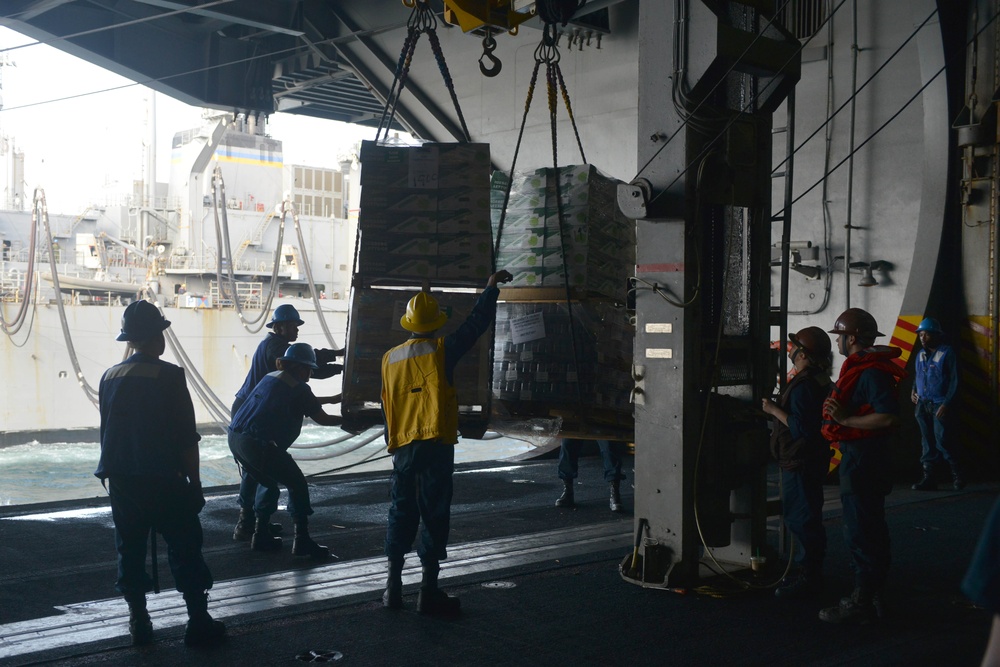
[491,21,588,420]
[376,0,471,143]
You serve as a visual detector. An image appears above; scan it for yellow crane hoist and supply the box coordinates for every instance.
[440,0,536,35]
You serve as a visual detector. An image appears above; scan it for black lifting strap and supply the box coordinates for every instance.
[491,22,589,423]
[376,0,471,143]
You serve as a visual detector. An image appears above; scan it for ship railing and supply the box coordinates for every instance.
[108,193,184,210]
[0,269,23,302]
[206,280,265,310]
[164,253,279,276]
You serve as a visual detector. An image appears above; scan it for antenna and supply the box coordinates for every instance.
[0,52,16,114]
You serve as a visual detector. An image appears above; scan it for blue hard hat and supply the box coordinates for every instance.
[116,300,170,342]
[280,342,318,369]
[267,304,304,328]
[916,317,943,334]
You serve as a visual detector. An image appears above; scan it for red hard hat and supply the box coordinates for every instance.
[789,326,832,361]
[828,308,884,339]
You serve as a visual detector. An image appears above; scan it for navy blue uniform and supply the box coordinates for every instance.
[557,439,626,483]
[839,368,898,595]
[963,496,1000,613]
[233,333,339,509]
[769,367,831,577]
[95,353,212,596]
[384,286,499,564]
[228,370,322,519]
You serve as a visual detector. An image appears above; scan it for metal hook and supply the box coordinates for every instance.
[479,33,502,77]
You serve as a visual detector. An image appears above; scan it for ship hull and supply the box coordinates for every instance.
[0,299,348,447]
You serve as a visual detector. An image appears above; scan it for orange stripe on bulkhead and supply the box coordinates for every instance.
[889,315,921,365]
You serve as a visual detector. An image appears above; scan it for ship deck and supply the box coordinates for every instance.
[0,456,995,666]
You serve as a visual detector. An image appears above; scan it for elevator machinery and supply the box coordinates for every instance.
[621,0,801,586]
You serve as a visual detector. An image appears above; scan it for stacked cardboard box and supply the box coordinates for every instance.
[492,165,635,299]
[358,141,493,286]
[341,287,492,434]
[492,299,633,417]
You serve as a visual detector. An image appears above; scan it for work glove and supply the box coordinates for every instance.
[180,481,206,515]
[314,348,345,365]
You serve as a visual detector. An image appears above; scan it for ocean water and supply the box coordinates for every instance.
[0,426,538,507]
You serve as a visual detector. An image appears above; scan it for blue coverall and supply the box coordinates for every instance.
[228,370,323,519]
[233,332,339,511]
[913,343,959,469]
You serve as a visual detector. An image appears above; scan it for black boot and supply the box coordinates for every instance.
[911,466,937,491]
[609,480,623,513]
[555,479,575,507]
[774,570,823,599]
[250,515,283,552]
[417,561,460,616]
[291,518,332,560]
[124,592,153,646]
[951,465,966,491]
[234,509,283,542]
[182,591,226,646]
[383,557,404,609]
[233,508,254,541]
[818,587,877,624]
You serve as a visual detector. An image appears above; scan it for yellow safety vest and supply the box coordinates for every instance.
[381,337,458,452]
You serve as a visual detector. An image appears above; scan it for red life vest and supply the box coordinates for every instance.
[821,345,907,442]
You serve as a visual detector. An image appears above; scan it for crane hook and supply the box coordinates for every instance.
[479,32,502,77]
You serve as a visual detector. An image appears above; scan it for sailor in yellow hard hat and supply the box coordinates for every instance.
[380,269,512,615]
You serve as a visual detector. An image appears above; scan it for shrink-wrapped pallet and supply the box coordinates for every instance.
[358,141,493,286]
[341,287,492,436]
[491,166,635,299]
[492,298,633,427]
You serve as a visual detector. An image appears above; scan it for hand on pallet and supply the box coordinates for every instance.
[488,270,514,288]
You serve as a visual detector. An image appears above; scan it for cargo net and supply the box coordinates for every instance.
[492,300,633,435]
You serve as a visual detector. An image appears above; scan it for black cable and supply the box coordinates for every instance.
[536,0,588,27]
[634,0,810,183]
[771,5,939,176]
[649,0,848,206]
[776,4,1000,219]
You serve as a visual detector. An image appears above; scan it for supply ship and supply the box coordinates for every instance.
[1,2,1000,665]
[0,111,358,446]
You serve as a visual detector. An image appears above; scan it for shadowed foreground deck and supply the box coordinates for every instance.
[0,457,994,666]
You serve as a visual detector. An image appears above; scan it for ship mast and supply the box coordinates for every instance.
[143,91,156,248]
[0,53,24,212]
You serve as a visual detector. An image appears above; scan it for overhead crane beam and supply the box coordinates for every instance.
[132,0,306,37]
[322,5,473,143]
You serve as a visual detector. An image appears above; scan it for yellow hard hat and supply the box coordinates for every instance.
[401,292,448,332]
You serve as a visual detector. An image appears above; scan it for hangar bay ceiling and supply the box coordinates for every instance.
[0,0,618,141]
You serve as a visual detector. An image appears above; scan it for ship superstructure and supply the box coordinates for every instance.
[0,113,356,446]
